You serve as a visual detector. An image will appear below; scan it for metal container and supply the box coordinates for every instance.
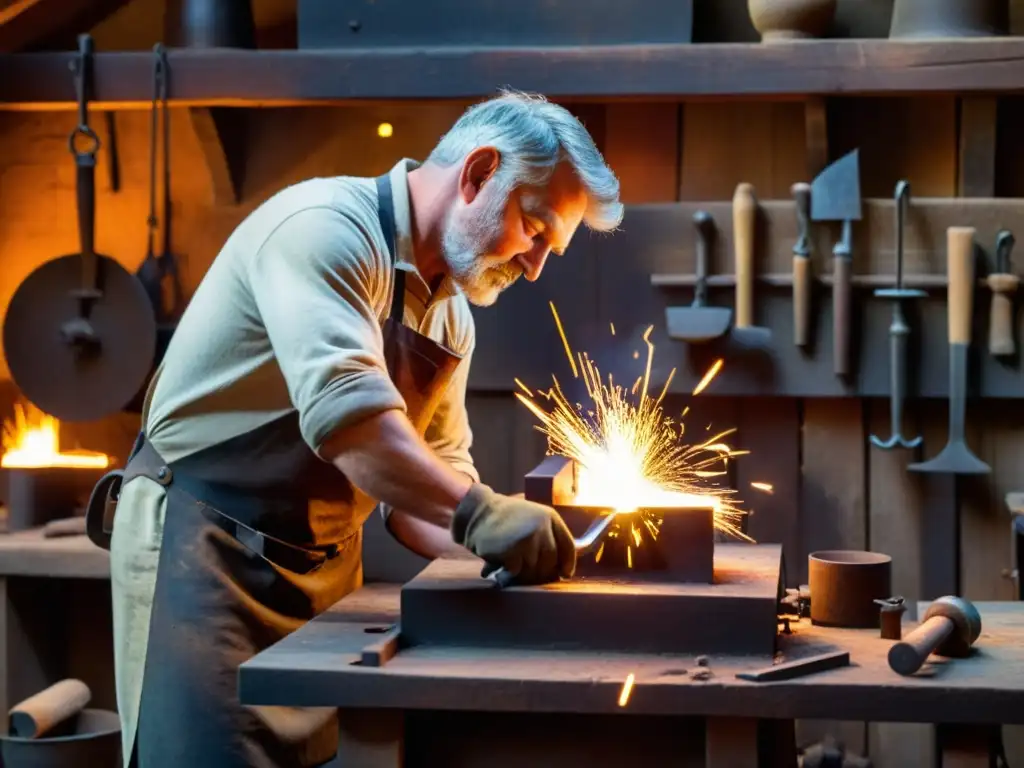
[165,0,256,48]
[809,550,892,628]
[889,0,1008,38]
[5,467,104,532]
[0,708,120,768]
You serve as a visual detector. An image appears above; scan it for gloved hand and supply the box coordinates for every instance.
[451,483,576,587]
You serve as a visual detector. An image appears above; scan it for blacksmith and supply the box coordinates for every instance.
[96,90,623,767]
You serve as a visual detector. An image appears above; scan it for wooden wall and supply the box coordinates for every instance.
[3,0,1024,766]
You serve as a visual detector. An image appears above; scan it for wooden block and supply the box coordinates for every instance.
[399,545,783,657]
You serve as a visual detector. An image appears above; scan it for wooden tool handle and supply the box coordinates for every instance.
[947,227,977,345]
[887,615,954,676]
[9,679,91,738]
[987,273,1019,356]
[733,182,757,328]
[793,257,811,347]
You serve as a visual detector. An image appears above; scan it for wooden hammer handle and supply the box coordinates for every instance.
[9,679,92,738]
[733,182,757,329]
[887,615,954,676]
[987,273,1019,356]
[947,227,977,345]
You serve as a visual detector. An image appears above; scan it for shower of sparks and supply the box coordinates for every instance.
[751,482,774,494]
[618,673,635,707]
[514,304,756,559]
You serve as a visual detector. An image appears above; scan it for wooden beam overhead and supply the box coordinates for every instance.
[0,0,133,53]
[2,39,1024,110]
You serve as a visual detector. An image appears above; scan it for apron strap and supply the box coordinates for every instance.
[375,173,406,325]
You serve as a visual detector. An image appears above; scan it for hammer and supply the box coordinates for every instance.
[887,596,982,676]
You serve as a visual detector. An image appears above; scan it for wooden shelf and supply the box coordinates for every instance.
[651,272,973,289]
[3,38,1024,110]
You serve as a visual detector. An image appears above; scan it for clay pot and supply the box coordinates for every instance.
[889,0,1008,38]
[748,0,838,41]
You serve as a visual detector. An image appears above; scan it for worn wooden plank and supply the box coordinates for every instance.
[800,399,867,581]
[735,397,801,588]
[804,97,829,179]
[797,397,868,760]
[679,102,806,201]
[961,401,1021,603]
[828,97,957,198]
[604,102,680,204]
[957,97,999,198]
[9,41,1024,109]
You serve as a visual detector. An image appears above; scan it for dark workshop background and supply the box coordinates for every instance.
[3,0,1024,766]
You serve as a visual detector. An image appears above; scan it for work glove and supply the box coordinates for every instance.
[451,483,577,587]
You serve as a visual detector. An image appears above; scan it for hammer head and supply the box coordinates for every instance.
[924,596,982,657]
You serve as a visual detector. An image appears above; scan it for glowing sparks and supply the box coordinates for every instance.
[610,322,616,336]
[618,673,635,707]
[514,305,752,550]
[692,358,724,396]
[751,482,774,494]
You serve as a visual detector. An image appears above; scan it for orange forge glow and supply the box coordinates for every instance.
[515,304,774,562]
[0,402,110,470]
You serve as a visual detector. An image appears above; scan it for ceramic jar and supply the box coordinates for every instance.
[748,0,838,41]
[889,0,1008,38]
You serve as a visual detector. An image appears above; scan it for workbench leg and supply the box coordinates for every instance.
[336,707,404,767]
[937,723,1002,768]
[705,716,759,768]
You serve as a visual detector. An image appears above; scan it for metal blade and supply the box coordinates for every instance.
[811,149,862,223]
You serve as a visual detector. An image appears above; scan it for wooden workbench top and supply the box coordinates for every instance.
[0,529,108,579]
[239,584,1024,725]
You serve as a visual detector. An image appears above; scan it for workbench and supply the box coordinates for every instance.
[239,581,1024,767]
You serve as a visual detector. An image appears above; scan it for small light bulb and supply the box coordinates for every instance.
[377,122,394,138]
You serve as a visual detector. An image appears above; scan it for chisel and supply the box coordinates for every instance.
[791,182,812,347]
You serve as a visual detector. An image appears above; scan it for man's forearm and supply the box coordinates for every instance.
[385,509,471,560]
[320,409,473,529]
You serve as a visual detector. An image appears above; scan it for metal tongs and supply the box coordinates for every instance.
[574,512,618,554]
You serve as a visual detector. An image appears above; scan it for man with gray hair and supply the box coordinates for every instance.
[90,89,622,767]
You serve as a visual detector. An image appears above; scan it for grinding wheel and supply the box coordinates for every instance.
[2,34,158,423]
[3,253,157,422]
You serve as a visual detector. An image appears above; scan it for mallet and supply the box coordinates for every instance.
[887,596,982,676]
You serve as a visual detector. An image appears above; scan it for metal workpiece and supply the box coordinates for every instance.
[871,181,927,451]
[986,229,1018,358]
[874,596,907,640]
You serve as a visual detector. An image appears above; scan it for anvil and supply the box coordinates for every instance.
[396,455,786,658]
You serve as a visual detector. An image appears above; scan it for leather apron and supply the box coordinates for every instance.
[86,174,462,768]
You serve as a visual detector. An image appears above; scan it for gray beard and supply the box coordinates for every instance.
[441,185,523,307]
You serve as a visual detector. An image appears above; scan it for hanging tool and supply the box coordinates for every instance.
[126,44,188,413]
[665,211,732,343]
[811,149,862,379]
[1,35,156,423]
[731,183,772,346]
[791,182,813,347]
[909,227,991,475]
[871,181,926,450]
[986,229,1017,358]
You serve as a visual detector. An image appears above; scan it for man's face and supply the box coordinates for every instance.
[441,157,588,307]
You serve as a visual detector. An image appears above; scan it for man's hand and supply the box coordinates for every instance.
[450,483,576,586]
